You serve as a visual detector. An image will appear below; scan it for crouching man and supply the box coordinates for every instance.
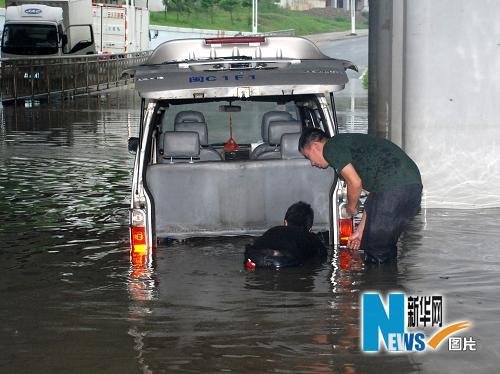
[244,201,327,269]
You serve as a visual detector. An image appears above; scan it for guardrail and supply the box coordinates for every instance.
[0,51,151,102]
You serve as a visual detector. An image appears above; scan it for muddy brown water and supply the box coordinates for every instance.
[0,87,499,373]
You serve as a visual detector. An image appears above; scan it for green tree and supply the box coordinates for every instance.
[162,0,168,17]
[184,0,196,21]
[219,0,239,24]
[240,0,252,26]
[201,0,219,24]
[164,0,185,21]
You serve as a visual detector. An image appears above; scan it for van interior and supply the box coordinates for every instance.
[143,95,337,240]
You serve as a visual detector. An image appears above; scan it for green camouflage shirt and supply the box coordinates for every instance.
[323,133,422,192]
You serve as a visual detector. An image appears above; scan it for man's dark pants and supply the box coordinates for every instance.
[361,183,422,263]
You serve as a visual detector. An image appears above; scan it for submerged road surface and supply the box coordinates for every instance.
[0,37,499,373]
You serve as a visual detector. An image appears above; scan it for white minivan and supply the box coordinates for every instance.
[127,36,357,256]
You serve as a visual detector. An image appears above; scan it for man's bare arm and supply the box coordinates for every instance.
[348,211,366,250]
[340,163,362,215]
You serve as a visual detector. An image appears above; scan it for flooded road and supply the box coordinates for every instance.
[1,82,499,372]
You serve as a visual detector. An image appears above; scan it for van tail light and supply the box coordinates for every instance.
[129,208,152,278]
[130,209,147,255]
[131,226,147,255]
[130,225,148,278]
[339,218,353,246]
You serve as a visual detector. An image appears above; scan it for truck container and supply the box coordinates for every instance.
[92,2,149,54]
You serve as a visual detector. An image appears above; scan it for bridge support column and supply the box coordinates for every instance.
[368,0,500,208]
[368,0,404,147]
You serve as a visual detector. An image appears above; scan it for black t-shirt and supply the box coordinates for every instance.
[244,226,327,268]
[323,133,422,192]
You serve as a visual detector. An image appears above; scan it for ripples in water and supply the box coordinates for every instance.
[0,87,499,373]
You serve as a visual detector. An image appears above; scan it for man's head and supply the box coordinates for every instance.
[284,201,314,232]
[298,128,329,168]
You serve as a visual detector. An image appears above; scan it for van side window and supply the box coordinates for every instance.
[300,101,326,129]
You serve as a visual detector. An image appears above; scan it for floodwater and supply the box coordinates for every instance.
[1,85,500,373]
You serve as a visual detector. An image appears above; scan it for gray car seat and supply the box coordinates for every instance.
[174,110,205,125]
[280,132,304,160]
[162,131,200,163]
[256,120,302,160]
[250,111,295,159]
[174,111,222,161]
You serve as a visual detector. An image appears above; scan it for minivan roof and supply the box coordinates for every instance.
[130,36,357,100]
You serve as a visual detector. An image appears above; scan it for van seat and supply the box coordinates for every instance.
[174,110,206,126]
[280,132,303,160]
[146,158,336,239]
[162,131,200,163]
[250,111,294,159]
[256,120,302,160]
[174,111,222,161]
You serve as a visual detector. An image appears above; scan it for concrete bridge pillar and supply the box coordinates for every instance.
[368,0,500,208]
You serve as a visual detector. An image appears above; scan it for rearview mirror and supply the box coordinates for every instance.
[219,104,241,112]
[149,29,159,40]
[128,137,139,153]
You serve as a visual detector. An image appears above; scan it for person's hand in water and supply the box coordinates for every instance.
[347,230,362,250]
[347,211,366,251]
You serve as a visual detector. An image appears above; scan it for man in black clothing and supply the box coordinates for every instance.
[299,128,422,264]
[244,201,327,269]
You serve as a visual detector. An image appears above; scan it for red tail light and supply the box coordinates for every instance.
[245,259,256,270]
[131,226,147,254]
[205,36,266,45]
[339,218,353,246]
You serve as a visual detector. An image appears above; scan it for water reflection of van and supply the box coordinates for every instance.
[127,36,357,255]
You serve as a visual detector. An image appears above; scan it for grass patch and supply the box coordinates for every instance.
[0,0,366,35]
[362,69,368,89]
[151,6,367,35]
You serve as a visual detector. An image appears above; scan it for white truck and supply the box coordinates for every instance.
[1,0,150,58]
[1,0,96,57]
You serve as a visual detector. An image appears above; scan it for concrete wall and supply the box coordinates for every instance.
[370,0,500,208]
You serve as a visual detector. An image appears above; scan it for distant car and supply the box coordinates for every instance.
[127,36,358,254]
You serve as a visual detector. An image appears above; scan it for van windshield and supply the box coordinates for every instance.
[160,98,300,145]
[2,24,58,55]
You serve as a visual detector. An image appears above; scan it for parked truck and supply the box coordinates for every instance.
[1,0,96,58]
[1,0,150,58]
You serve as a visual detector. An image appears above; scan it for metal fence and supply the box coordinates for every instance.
[0,51,151,102]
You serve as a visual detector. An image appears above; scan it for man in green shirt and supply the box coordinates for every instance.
[298,128,422,264]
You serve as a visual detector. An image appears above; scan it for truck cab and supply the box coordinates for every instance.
[127,36,357,256]
[1,0,95,58]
